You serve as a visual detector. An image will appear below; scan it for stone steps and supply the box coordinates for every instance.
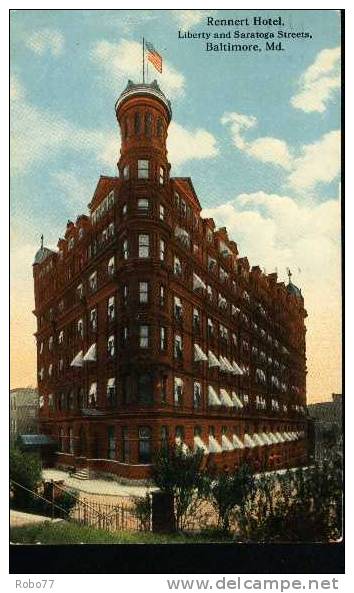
[72,468,90,480]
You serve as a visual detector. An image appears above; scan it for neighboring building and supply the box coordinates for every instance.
[308,393,342,458]
[10,388,39,443]
[33,80,308,480]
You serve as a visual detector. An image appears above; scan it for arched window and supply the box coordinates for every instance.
[134,112,141,134]
[144,112,152,136]
[157,117,163,137]
[138,426,152,463]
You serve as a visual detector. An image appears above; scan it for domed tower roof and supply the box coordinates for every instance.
[33,246,55,265]
[115,79,172,121]
[287,281,302,299]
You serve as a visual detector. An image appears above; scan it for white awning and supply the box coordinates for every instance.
[232,360,244,375]
[223,356,235,373]
[174,377,183,387]
[107,377,115,388]
[233,434,245,449]
[282,432,293,442]
[194,436,208,455]
[221,434,234,451]
[89,382,97,395]
[231,391,244,408]
[269,432,281,444]
[175,437,189,454]
[259,433,272,446]
[83,343,97,362]
[220,388,233,407]
[208,435,223,453]
[208,385,221,406]
[219,356,230,373]
[194,343,208,362]
[208,350,220,368]
[175,226,190,242]
[244,433,257,448]
[193,273,206,291]
[274,432,285,443]
[253,433,266,447]
[232,304,240,315]
[70,351,83,367]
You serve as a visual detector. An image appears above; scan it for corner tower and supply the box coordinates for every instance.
[115,79,172,185]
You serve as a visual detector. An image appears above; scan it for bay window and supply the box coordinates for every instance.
[138,234,150,258]
[138,159,149,179]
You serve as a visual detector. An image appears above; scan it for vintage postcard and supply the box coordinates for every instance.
[9,7,343,574]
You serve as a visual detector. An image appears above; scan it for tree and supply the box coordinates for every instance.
[152,445,208,531]
[10,446,42,510]
[208,464,255,533]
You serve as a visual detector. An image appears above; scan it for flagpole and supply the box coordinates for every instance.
[142,37,145,83]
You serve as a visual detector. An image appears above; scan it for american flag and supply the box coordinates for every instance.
[145,41,162,73]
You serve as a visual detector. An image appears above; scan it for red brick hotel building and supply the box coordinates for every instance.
[33,80,308,480]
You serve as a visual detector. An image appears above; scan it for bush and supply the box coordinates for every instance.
[10,447,42,510]
[132,493,151,531]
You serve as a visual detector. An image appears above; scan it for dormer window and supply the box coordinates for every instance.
[138,159,149,179]
[108,256,115,276]
[77,318,84,338]
[89,271,97,292]
[134,112,141,134]
[108,296,115,322]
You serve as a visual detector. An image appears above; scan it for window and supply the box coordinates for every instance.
[181,200,186,216]
[134,112,141,134]
[108,427,116,460]
[48,393,54,409]
[193,308,200,332]
[207,285,213,302]
[89,272,97,292]
[193,382,202,408]
[108,256,115,276]
[59,358,64,372]
[107,335,115,357]
[139,281,148,303]
[58,299,64,312]
[139,325,149,348]
[122,326,128,346]
[144,112,152,136]
[138,234,150,258]
[138,159,149,179]
[207,318,214,338]
[77,319,84,338]
[157,117,163,137]
[88,382,97,408]
[48,336,53,351]
[161,375,168,402]
[137,198,149,213]
[138,427,152,463]
[68,390,74,410]
[39,342,43,354]
[68,237,75,251]
[160,326,167,350]
[174,256,182,276]
[122,238,129,259]
[122,203,127,217]
[174,378,183,406]
[123,284,128,305]
[174,296,183,321]
[160,285,165,307]
[58,330,64,345]
[122,427,129,463]
[161,425,168,447]
[48,363,53,377]
[159,239,166,261]
[174,335,183,360]
[138,374,153,404]
[159,166,165,185]
[90,308,97,331]
[159,204,165,221]
[107,378,116,405]
[107,296,115,322]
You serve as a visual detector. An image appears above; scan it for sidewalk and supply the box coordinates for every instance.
[42,468,158,498]
[10,510,62,528]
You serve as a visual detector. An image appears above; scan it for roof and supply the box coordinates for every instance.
[88,175,118,211]
[19,434,58,447]
[33,246,56,265]
[287,281,302,299]
[115,80,172,120]
[173,177,201,210]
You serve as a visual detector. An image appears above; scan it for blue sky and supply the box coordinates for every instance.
[10,9,341,400]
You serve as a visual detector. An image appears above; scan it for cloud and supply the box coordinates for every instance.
[171,10,212,29]
[221,112,292,169]
[202,190,341,401]
[91,39,185,98]
[288,130,340,191]
[167,121,219,167]
[25,28,65,57]
[10,75,120,174]
[51,170,97,213]
[221,111,340,190]
[291,46,340,113]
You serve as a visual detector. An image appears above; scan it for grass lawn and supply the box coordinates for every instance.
[10,521,233,544]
